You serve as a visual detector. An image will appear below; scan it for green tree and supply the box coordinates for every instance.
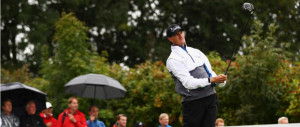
[2,0,299,74]
[40,12,110,116]
[217,20,293,125]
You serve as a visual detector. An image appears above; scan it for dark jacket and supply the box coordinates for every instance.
[20,114,46,127]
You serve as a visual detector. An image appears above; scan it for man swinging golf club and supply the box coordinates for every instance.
[166,3,254,127]
[166,24,227,127]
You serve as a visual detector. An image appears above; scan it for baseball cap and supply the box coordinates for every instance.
[167,24,184,37]
[134,122,144,127]
[46,102,52,109]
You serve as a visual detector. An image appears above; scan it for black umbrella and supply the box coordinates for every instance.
[1,82,46,118]
[64,74,127,100]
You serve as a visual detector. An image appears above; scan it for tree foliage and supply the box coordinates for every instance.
[1,10,299,127]
[217,20,299,125]
[2,0,299,74]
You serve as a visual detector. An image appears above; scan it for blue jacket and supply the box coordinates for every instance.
[87,119,106,127]
[158,124,172,127]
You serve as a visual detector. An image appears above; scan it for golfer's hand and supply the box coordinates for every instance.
[68,114,77,123]
[210,74,227,83]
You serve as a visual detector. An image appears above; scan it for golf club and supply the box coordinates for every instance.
[224,2,254,75]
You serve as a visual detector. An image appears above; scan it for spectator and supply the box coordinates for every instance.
[20,100,46,127]
[57,97,87,127]
[278,117,289,124]
[86,105,105,127]
[158,113,171,127]
[40,102,57,127]
[1,99,20,127]
[215,118,224,127]
[112,114,127,127]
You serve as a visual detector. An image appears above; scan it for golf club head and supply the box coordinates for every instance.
[243,3,254,13]
[218,81,226,87]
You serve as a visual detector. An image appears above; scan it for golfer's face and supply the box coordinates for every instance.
[169,31,185,46]
[69,99,78,111]
[118,116,127,127]
[159,117,169,126]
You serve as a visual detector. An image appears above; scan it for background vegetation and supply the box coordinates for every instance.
[1,0,299,126]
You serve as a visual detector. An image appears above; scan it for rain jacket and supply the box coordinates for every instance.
[158,124,172,127]
[39,112,57,127]
[20,114,46,127]
[57,108,87,127]
[1,112,20,127]
[86,119,105,127]
[166,45,217,102]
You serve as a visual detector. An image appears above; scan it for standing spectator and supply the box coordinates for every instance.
[158,113,172,127]
[20,100,46,127]
[57,97,87,127]
[112,114,127,127]
[40,102,57,127]
[278,117,289,124]
[215,118,224,127]
[86,105,105,127]
[1,99,20,127]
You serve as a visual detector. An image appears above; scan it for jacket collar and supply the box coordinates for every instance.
[64,108,79,115]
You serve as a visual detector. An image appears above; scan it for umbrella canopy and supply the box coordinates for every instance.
[1,82,46,118]
[64,74,127,99]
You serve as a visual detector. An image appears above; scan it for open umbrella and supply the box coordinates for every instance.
[1,82,46,118]
[64,74,127,100]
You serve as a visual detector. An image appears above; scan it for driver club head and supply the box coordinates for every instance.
[243,3,254,13]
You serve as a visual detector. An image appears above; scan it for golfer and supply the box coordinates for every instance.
[166,24,227,127]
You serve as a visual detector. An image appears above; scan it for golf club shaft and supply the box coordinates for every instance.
[224,13,252,75]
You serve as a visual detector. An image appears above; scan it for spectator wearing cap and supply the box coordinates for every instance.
[1,99,20,127]
[134,122,144,127]
[86,105,105,127]
[40,102,58,127]
[158,113,171,127]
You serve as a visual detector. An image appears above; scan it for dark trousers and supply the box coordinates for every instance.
[182,94,218,127]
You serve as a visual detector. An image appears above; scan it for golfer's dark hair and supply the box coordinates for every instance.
[117,114,127,120]
[1,99,12,107]
[68,96,78,104]
[88,105,98,112]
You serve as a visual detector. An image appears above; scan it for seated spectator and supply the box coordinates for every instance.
[86,105,105,127]
[112,114,127,127]
[215,118,225,127]
[158,113,171,127]
[1,99,20,127]
[57,97,87,127]
[134,121,144,127]
[278,116,289,124]
[40,102,57,127]
[20,100,46,127]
